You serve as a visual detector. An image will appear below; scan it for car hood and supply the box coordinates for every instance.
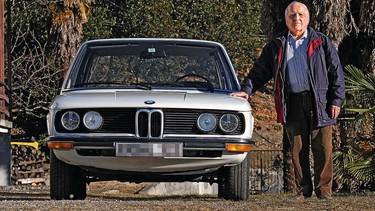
[50,90,251,112]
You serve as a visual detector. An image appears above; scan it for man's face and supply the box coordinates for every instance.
[285,3,309,37]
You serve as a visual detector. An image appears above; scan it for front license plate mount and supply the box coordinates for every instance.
[115,142,183,157]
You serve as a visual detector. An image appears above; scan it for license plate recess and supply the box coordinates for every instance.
[115,142,183,157]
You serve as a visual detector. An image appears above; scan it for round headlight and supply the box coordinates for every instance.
[197,113,217,132]
[61,111,80,131]
[83,111,103,130]
[219,114,239,133]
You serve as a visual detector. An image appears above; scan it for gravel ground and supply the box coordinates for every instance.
[1,182,375,211]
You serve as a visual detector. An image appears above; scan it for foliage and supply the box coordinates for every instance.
[37,0,95,75]
[345,65,375,93]
[333,65,375,192]
[8,0,264,137]
[9,1,63,137]
[83,0,265,81]
[349,159,375,184]
[333,150,362,192]
[81,3,115,39]
[36,133,48,148]
[343,65,375,134]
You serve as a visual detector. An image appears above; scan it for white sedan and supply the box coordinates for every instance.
[47,38,254,201]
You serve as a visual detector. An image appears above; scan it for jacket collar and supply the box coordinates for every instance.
[274,27,322,58]
[275,27,319,44]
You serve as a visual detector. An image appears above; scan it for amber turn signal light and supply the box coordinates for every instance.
[48,142,73,149]
[226,143,252,152]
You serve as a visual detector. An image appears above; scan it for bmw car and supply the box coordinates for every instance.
[47,38,254,200]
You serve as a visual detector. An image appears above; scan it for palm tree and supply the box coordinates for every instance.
[333,65,375,192]
[344,65,375,134]
[38,0,95,75]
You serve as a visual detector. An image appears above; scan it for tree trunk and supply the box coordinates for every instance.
[358,0,375,73]
[38,0,92,76]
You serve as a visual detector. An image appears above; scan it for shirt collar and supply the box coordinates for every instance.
[288,29,308,40]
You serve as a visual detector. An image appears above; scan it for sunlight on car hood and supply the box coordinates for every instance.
[51,90,251,111]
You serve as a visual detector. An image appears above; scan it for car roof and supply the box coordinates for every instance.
[81,38,224,49]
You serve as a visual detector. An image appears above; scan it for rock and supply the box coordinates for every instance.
[139,182,218,195]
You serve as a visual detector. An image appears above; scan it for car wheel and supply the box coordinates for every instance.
[218,153,250,201]
[50,149,87,200]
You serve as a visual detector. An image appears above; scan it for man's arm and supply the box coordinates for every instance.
[322,35,346,119]
[234,42,276,98]
[323,35,346,108]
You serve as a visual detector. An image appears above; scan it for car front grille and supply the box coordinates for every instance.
[55,108,244,135]
[136,109,163,138]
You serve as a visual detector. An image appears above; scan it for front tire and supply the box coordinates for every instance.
[218,153,250,201]
[50,149,87,200]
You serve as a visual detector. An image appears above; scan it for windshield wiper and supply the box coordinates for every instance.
[177,81,214,92]
[72,81,153,90]
[139,82,214,92]
[72,81,127,87]
[129,82,153,90]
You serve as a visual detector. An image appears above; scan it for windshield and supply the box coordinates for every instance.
[65,42,236,91]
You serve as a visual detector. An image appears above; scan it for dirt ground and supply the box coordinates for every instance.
[1,182,375,210]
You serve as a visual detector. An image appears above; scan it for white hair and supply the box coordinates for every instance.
[285,1,310,17]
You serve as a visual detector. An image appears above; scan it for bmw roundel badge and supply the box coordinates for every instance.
[144,100,155,105]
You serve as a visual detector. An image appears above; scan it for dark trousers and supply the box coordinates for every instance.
[285,91,333,198]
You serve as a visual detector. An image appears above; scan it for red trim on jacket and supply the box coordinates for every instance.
[275,45,284,123]
[308,39,322,58]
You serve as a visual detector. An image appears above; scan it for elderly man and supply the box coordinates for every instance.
[230,1,345,200]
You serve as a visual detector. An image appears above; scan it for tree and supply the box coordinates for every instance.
[333,65,375,191]
[9,0,96,137]
[8,0,265,137]
[37,0,95,75]
[9,1,62,137]
[83,0,265,79]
